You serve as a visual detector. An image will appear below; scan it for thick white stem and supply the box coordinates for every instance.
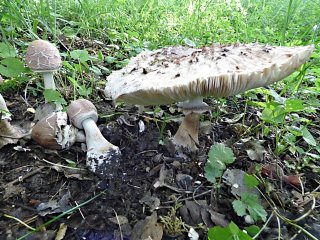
[82,118,121,176]
[42,72,56,90]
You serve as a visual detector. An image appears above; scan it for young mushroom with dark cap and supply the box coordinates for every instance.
[31,111,85,150]
[26,39,63,119]
[67,99,121,177]
[105,43,314,151]
[26,39,61,91]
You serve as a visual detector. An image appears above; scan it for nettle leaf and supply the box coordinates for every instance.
[244,174,259,188]
[205,143,235,183]
[0,42,17,58]
[208,222,253,240]
[301,127,317,146]
[0,57,25,77]
[70,50,90,63]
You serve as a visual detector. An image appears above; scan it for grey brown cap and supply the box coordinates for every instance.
[105,43,314,105]
[26,39,61,72]
[31,112,77,150]
[67,99,98,129]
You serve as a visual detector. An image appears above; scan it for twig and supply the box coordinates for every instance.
[3,214,36,231]
[41,158,84,170]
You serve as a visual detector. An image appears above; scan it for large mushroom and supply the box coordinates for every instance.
[67,99,121,177]
[105,43,314,150]
[31,111,85,150]
[26,39,61,91]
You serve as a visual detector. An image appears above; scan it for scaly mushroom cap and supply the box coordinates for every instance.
[31,112,78,150]
[67,99,98,129]
[105,43,314,105]
[26,39,61,72]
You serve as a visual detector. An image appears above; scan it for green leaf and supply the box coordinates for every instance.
[204,163,224,184]
[43,89,67,105]
[232,200,247,217]
[244,225,260,237]
[205,143,235,183]
[208,143,235,164]
[208,222,253,240]
[70,50,90,63]
[244,174,259,188]
[301,127,317,146]
[0,43,17,58]
[0,57,25,77]
[247,204,267,222]
[284,99,305,112]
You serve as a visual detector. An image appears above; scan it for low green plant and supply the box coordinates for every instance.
[204,143,236,184]
[208,221,257,240]
[160,202,186,236]
[0,42,25,78]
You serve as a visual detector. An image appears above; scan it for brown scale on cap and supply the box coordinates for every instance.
[26,40,61,72]
[105,43,314,151]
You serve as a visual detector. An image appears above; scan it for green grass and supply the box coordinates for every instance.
[0,0,319,238]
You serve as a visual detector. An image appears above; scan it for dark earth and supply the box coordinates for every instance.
[0,87,319,240]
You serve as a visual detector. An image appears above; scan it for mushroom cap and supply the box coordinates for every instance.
[26,39,61,72]
[31,112,77,150]
[67,99,98,129]
[105,43,314,105]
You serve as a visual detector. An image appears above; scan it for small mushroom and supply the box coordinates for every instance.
[31,111,85,150]
[0,94,25,149]
[26,39,61,91]
[105,43,314,151]
[26,39,63,119]
[67,99,121,177]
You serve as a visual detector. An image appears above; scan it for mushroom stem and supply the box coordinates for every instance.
[82,118,121,175]
[42,72,56,90]
[0,94,11,120]
[172,112,200,151]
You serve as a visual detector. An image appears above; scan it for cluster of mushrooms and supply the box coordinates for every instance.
[0,39,315,178]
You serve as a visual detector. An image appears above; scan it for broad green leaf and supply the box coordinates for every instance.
[232,200,247,217]
[43,89,67,105]
[244,174,259,188]
[0,57,25,77]
[204,163,224,184]
[244,225,260,237]
[208,222,253,240]
[0,43,16,58]
[70,50,90,63]
[301,127,317,146]
[247,204,267,222]
[284,99,305,112]
[205,143,235,183]
[208,143,235,164]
